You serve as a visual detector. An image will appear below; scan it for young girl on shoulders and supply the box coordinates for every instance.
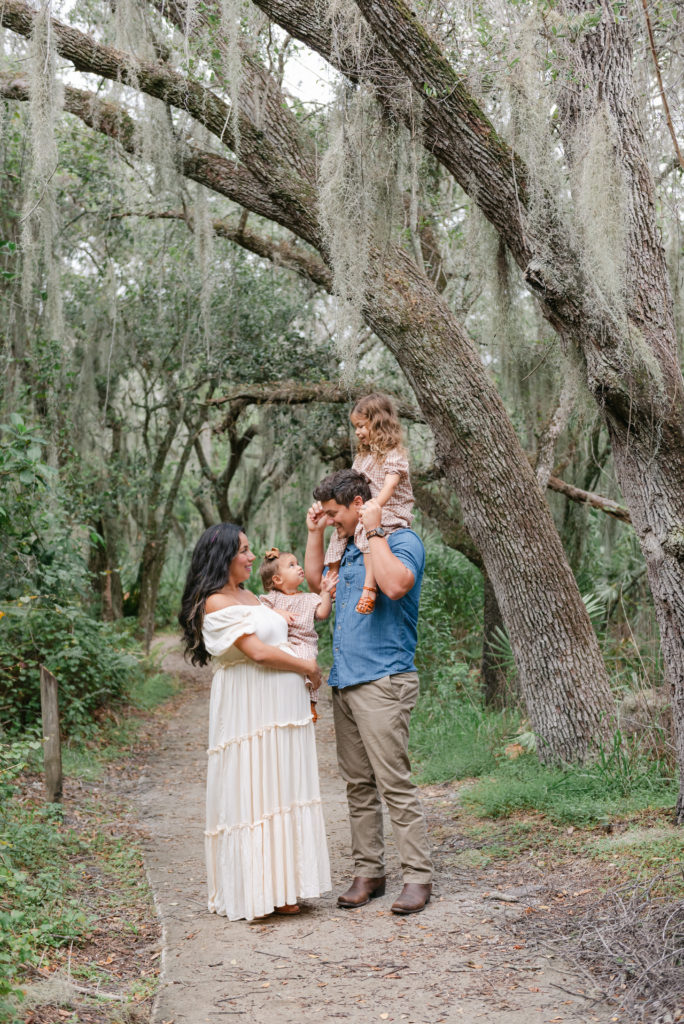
[259,548,338,721]
[324,392,414,614]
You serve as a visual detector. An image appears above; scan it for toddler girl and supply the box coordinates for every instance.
[259,548,338,722]
[324,392,414,614]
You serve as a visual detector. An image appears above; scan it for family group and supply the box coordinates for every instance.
[178,393,433,920]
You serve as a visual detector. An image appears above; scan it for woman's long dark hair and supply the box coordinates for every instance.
[178,523,243,666]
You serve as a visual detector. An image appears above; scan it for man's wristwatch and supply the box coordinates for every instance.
[366,527,386,539]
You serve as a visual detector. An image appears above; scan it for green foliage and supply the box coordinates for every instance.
[415,539,484,686]
[0,774,92,1017]
[411,543,675,825]
[0,654,177,1020]
[411,674,522,782]
[462,736,676,826]
[411,672,675,824]
[0,600,144,735]
[0,415,88,604]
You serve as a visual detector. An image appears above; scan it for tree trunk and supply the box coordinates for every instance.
[553,0,684,818]
[137,535,168,654]
[138,421,199,652]
[88,515,124,621]
[367,245,614,760]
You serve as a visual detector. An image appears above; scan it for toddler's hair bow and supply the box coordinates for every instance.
[264,547,280,561]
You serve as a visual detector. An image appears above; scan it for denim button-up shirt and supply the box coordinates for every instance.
[327,529,425,689]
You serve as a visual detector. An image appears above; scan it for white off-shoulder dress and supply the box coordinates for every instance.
[202,603,331,920]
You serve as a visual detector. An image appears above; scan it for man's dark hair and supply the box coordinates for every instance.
[313,468,372,506]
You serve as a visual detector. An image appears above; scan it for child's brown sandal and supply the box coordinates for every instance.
[356,586,377,615]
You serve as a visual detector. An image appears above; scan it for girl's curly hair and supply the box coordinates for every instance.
[352,392,405,458]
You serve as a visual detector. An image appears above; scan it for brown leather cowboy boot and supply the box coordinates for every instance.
[337,875,387,908]
[390,882,432,915]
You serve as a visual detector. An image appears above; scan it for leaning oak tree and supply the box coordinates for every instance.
[243,0,684,815]
[2,0,651,769]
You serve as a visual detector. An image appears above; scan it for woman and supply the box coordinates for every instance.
[179,523,331,921]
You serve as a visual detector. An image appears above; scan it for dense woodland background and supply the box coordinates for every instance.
[1,0,682,776]
[1,0,683,1016]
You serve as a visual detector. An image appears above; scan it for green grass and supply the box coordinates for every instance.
[0,661,179,1023]
[411,675,522,783]
[411,674,676,827]
[584,826,684,891]
[460,751,677,825]
[0,799,94,1022]
[59,670,180,781]
[128,669,179,710]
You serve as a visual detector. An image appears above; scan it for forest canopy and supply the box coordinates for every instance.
[0,0,683,812]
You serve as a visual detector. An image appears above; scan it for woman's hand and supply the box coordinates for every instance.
[274,608,295,625]
[306,661,322,690]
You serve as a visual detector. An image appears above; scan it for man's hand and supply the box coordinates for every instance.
[307,500,330,533]
[359,498,383,533]
[320,569,339,596]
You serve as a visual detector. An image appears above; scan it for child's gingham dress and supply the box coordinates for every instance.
[324,448,414,566]
[259,589,322,703]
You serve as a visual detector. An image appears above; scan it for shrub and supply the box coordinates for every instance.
[415,539,484,688]
[0,599,144,736]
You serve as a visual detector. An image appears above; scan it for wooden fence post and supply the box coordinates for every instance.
[40,665,62,803]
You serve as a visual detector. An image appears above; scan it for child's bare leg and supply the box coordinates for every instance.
[356,553,377,614]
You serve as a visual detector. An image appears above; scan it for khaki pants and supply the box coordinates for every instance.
[332,672,433,883]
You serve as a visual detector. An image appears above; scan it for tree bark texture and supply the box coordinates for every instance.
[136,403,198,652]
[88,515,124,621]
[0,0,618,762]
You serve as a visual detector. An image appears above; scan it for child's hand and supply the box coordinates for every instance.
[321,570,339,596]
[275,608,295,625]
[359,498,382,533]
[307,500,330,532]
[306,661,322,690]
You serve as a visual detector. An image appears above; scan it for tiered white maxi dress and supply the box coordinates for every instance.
[202,604,331,921]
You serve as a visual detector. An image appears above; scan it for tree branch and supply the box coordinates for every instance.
[208,380,425,423]
[251,0,531,265]
[413,474,482,568]
[535,377,577,491]
[546,475,631,524]
[0,0,321,247]
[0,72,314,241]
[0,0,235,143]
[639,0,684,171]
[111,209,332,289]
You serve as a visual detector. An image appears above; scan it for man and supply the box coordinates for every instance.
[305,468,432,915]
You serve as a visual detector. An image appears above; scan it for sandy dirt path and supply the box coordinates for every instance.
[131,640,617,1024]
